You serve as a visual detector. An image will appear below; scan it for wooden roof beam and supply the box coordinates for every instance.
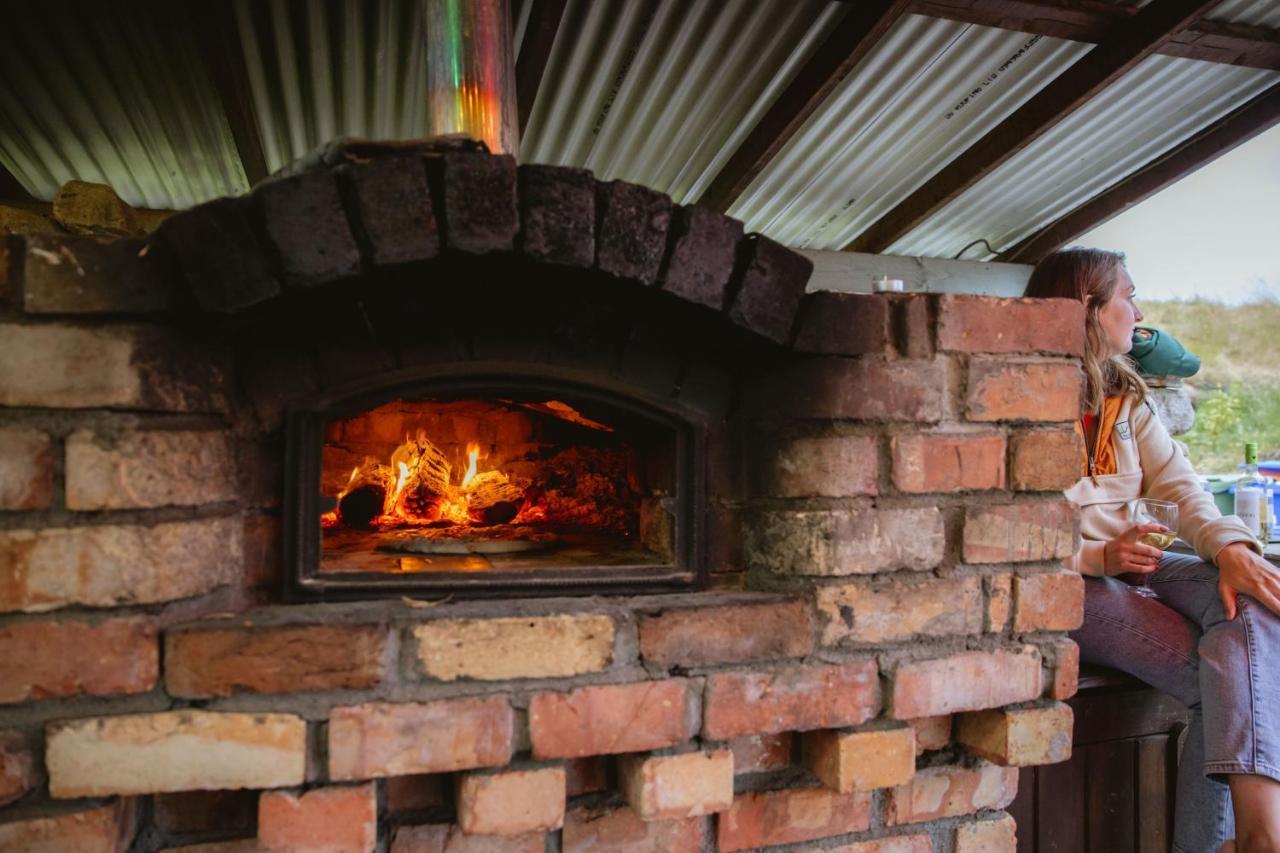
[1004,81,1280,264]
[516,0,568,136]
[911,0,1280,71]
[1166,18,1280,72]
[846,0,1226,255]
[695,0,913,214]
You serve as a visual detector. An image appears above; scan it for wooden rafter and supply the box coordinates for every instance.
[516,0,568,135]
[1004,81,1280,263]
[846,0,1225,254]
[695,0,913,214]
[911,0,1280,72]
[192,3,270,187]
[1166,18,1280,71]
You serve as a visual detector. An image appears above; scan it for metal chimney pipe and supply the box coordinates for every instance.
[423,0,519,155]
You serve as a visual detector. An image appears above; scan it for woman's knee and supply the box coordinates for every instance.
[1199,594,1274,666]
[1075,577,1203,708]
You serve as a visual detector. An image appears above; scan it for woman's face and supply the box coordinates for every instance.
[1095,268,1143,358]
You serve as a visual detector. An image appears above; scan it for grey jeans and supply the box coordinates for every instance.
[1072,552,1280,853]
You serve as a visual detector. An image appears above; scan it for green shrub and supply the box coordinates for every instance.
[1137,300,1280,473]
[1180,386,1280,473]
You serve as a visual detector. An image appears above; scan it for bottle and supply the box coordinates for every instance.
[1235,442,1268,543]
[1263,467,1276,543]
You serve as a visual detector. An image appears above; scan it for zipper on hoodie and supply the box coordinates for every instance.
[1083,411,1100,486]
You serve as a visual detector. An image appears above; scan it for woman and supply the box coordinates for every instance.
[1025,248,1280,853]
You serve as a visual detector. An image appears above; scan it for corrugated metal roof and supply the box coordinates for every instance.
[0,3,247,209]
[0,0,1274,262]
[1208,0,1280,28]
[727,14,1091,250]
[234,0,430,173]
[889,54,1278,258]
[519,0,845,204]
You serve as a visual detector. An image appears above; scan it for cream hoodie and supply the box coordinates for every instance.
[1065,394,1259,576]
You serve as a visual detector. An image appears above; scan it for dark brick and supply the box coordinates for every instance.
[545,299,628,370]
[792,292,890,356]
[638,599,812,667]
[726,235,812,344]
[256,170,362,286]
[658,206,743,310]
[316,343,398,390]
[893,294,935,358]
[519,164,595,267]
[620,325,683,399]
[0,235,20,308]
[675,361,735,420]
[153,790,257,835]
[130,327,232,413]
[243,514,283,590]
[165,624,388,698]
[240,349,321,428]
[0,730,38,807]
[438,152,518,253]
[751,356,947,422]
[158,197,281,313]
[21,234,173,314]
[342,156,439,266]
[384,773,447,812]
[596,180,672,284]
[707,503,745,573]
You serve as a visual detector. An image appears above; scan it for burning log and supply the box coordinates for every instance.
[390,436,453,523]
[335,462,395,528]
[464,470,525,525]
[398,483,447,522]
[337,483,387,528]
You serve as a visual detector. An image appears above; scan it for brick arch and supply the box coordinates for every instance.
[151,139,815,348]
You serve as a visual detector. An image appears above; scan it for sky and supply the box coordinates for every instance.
[1076,121,1280,305]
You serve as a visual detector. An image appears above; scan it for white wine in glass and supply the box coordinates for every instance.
[1129,498,1178,599]
[1138,530,1176,549]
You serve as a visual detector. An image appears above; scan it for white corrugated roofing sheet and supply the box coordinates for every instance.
[0,4,247,209]
[889,54,1278,258]
[0,0,1273,260]
[519,0,845,204]
[727,14,1091,250]
[1207,0,1280,28]
[234,0,430,173]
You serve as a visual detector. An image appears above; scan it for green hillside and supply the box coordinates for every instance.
[1138,299,1280,472]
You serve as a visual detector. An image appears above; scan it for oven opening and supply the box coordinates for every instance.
[288,380,701,597]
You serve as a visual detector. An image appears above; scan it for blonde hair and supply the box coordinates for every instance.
[1024,248,1147,414]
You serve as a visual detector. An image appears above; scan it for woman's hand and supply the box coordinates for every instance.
[1216,542,1280,619]
[1103,523,1167,576]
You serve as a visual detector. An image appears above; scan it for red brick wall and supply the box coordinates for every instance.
[0,148,1086,852]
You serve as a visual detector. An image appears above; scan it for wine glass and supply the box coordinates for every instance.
[1128,498,1178,598]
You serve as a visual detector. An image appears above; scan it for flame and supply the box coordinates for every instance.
[392,461,411,505]
[329,431,526,531]
[461,444,480,489]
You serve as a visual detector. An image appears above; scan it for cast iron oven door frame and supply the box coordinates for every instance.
[284,374,706,601]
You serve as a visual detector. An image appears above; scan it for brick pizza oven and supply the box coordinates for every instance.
[0,140,1088,851]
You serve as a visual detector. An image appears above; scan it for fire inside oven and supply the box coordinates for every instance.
[312,391,687,584]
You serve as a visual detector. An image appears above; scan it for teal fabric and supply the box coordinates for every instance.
[1130,326,1201,378]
